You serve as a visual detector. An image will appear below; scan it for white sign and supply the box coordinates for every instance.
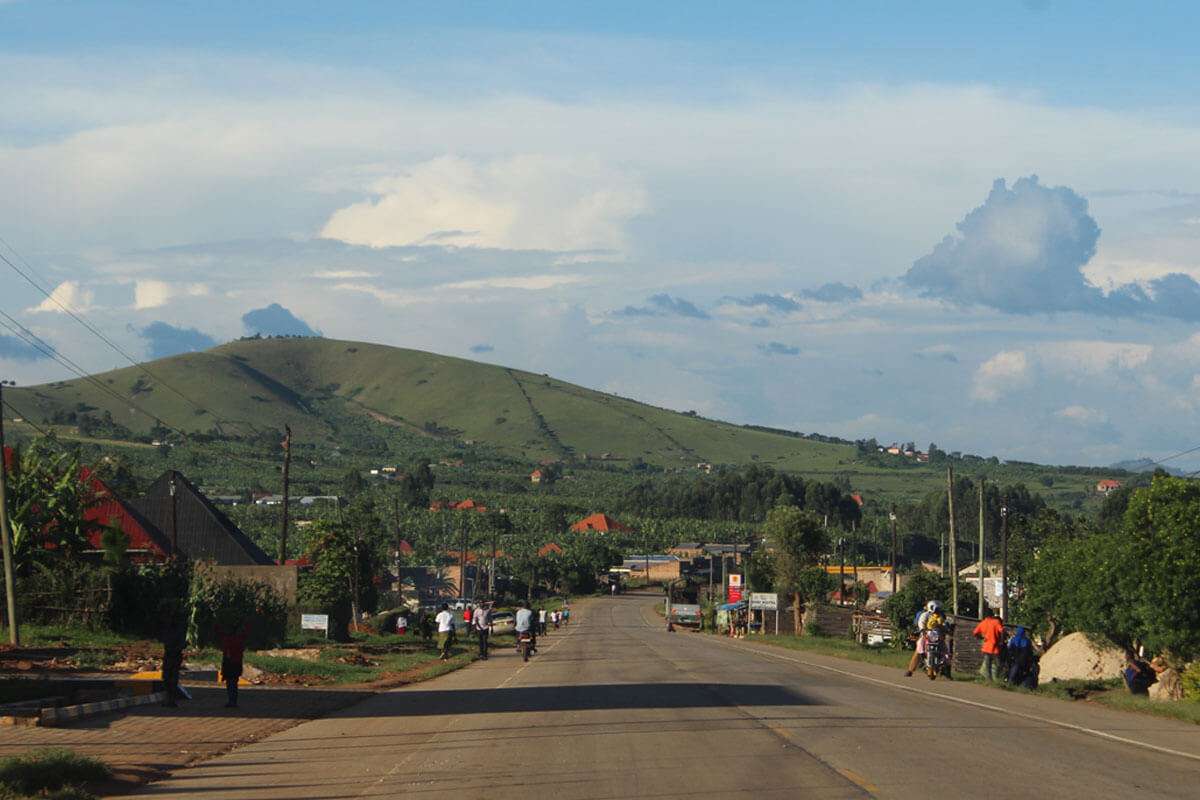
[300,613,329,632]
[749,593,778,611]
[728,574,743,587]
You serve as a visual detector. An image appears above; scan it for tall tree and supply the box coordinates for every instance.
[763,505,830,632]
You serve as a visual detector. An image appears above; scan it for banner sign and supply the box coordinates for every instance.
[748,592,778,611]
[727,573,744,603]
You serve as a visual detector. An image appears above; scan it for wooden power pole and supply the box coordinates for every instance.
[0,383,19,645]
[947,466,958,615]
[278,425,292,565]
[1000,501,1010,623]
[978,477,986,618]
[889,505,898,595]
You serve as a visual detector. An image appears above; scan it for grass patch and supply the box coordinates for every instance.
[244,641,473,685]
[0,748,109,798]
[753,633,913,671]
[1092,690,1200,725]
[0,625,143,649]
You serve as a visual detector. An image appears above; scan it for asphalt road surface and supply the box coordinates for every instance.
[121,596,1200,799]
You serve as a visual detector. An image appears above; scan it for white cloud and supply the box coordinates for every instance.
[320,155,648,252]
[1056,405,1108,425]
[1035,340,1152,376]
[439,274,588,291]
[312,270,380,279]
[133,280,209,310]
[26,281,94,313]
[972,350,1030,402]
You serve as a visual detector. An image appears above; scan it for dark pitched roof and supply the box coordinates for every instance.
[132,471,274,566]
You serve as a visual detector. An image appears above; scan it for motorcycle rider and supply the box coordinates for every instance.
[905,600,943,677]
[515,601,534,655]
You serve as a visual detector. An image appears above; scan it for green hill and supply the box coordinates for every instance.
[8,337,853,470]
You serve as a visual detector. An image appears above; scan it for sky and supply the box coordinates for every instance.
[2,1,1200,470]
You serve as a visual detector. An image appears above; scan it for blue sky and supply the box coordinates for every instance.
[2,1,1200,469]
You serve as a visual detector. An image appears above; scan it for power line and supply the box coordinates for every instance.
[0,238,243,436]
[1151,442,1200,467]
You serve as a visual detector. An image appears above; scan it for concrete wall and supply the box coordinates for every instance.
[202,564,299,604]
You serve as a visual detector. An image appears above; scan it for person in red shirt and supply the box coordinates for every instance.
[973,611,1005,681]
[216,621,250,708]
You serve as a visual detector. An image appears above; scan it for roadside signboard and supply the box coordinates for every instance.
[301,613,329,638]
[727,573,743,603]
[748,592,778,611]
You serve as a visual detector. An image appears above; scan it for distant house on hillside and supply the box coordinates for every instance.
[850,492,864,508]
[530,469,544,484]
[133,471,275,566]
[430,498,489,513]
[1096,479,1122,495]
[570,513,634,534]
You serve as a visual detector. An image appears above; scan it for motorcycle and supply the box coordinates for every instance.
[518,631,533,662]
[924,627,948,680]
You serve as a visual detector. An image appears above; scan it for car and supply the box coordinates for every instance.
[489,611,516,634]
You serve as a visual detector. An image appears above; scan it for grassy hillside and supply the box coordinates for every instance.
[7,337,852,470]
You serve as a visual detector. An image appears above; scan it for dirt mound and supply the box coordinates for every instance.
[1040,632,1125,682]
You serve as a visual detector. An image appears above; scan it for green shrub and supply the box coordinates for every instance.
[188,570,288,649]
[0,748,108,796]
[107,558,192,637]
[1181,662,1200,701]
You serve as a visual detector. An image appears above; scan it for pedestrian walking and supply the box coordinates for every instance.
[1005,626,1033,686]
[563,607,570,626]
[436,603,455,660]
[473,603,491,659]
[215,620,249,708]
[973,610,1005,681]
[158,598,187,708]
[552,610,561,630]
[395,611,408,636]
[538,607,548,635]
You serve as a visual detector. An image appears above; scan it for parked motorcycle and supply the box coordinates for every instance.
[924,627,947,680]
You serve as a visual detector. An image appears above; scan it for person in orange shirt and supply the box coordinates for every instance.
[973,611,1005,681]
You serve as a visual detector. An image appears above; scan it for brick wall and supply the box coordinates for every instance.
[950,615,1018,674]
[202,564,298,604]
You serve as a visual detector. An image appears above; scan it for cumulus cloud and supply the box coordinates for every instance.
[971,350,1030,402]
[133,280,209,310]
[723,293,801,313]
[757,341,800,357]
[616,293,710,320]
[136,321,218,359]
[903,176,1200,320]
[26,281,93,313]
[241,303,320,337]
[1056,405,1108,425]
[800,282,862,303]
[320,155,647,252]
[469,343,495,354]
[0,334,50,362]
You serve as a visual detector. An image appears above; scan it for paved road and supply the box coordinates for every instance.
[120,596,1200,799]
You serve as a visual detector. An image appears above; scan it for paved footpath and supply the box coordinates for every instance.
[101,595,1200,799]
[0,683,370,791]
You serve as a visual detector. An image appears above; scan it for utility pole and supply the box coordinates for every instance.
[278,425,292,565]
[1000,501,1009,623]
[947,466,958,616]
[889,506,898,595]
[459,513,468,599]
[838,537,846,605]
[393,496,401,604]
[169,473,179,553]
[978,477,986,619]
[0,382,19,645]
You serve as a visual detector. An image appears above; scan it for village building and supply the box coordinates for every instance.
[570,513,634,534]
[1096,479,1122,495]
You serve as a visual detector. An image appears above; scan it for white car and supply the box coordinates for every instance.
[489,611,516,634]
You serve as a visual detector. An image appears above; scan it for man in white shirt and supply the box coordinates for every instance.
[473,603,491,660]
[538,607,548,635]
[435,603,455,660]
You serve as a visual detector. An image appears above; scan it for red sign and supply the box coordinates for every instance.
[727,573,744,603]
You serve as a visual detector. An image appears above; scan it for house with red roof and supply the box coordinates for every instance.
[1096,479,1122,495]
[429,498,489,513]
[570,513,634,534]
